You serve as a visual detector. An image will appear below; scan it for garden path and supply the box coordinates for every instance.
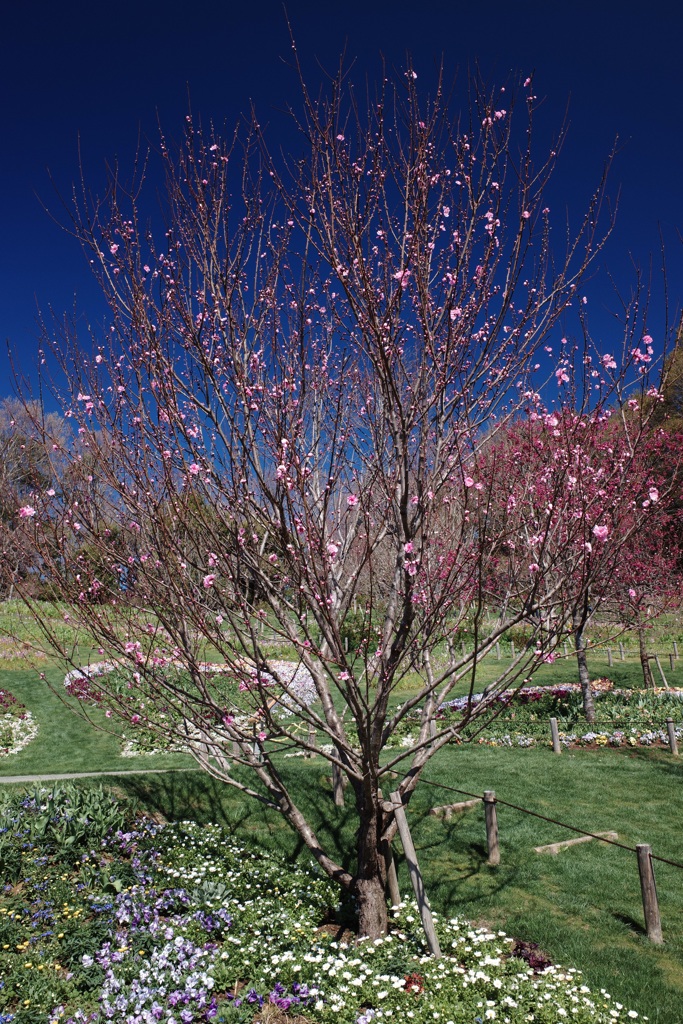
[0,768,201,784]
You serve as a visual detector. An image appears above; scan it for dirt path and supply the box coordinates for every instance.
[0,768,201,784]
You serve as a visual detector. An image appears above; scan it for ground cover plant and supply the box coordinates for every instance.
[0,783,646,1024]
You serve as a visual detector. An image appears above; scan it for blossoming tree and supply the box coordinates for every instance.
[478,413,682,719]
[9,64,668,936]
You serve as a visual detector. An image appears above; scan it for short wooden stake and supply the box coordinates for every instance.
[674,641,679,660]
[430,798,481,821]
[666,718,679,756]
[534,831,618,855]
[389,791,441,957]
[636,844,663,944]
[307,723,317,757]
[563,641,568,658]
[510,641,516,660]
[484,790,500,866]
[332,747,345,806]
[669,653,675,673]
[381,838,401,907]
[654,655,669,688]
[619,642,625,661]
[496,642,501,661]
[607,648,613,667]
[550,717,562,755]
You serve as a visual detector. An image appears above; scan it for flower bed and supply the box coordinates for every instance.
[393,684,683,752]
[0,785,644,1023]
[0,687,38,756]
[63,660,316,757]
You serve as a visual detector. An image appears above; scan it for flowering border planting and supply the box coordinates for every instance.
[0,790,644,1023]
[0,688,38,756]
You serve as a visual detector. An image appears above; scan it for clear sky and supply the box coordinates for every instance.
[2,0,681,396]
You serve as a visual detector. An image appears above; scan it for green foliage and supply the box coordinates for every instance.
[0,783,133,879]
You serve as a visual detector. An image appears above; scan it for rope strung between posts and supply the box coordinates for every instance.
[416,774,683,871]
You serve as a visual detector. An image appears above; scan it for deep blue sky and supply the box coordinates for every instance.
[2,0,681,397]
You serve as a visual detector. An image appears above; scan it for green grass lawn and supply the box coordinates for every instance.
[3,646,683,1021]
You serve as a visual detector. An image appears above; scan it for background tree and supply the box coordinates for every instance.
[480,412,682,719]
[10,64,668,937]
[0,397,68,599]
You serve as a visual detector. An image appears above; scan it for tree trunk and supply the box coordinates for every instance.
[355,788,389,938]
[573,613,595,723]
[356,874,389,939]
[638,625,655,689]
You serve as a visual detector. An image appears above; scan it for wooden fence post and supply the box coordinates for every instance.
[636,844,663,944]
[607,648,613,667]
[510,641,516,660]
[666,718,679,756]
[483,790,500,866]
[563,641,568,658]
[674,641,679,660]
[496,642,501,661]
[619,642,625,661]
[550,718,562,755]
[307,723,317,757]
[669,653,675,674]
[389,792,441,957]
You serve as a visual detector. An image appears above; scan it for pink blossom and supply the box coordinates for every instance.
[600,353,617,370]
[203,574,217,588]
[347,494,359,507]
[188,463,201,475]
[268,553,279,564]
[18,505,36,518]
[543,652,556,663]
[528,563,540,573]
[392,268,412,287]
[522,210,531,220]
[592,524,609,542]
[327,542,339,558]
[216,614,224,625]
[208,552,219,567]
[405,561,418,576]
[404,541,414,554]
[648,487,659,503]
[555,368,569,384]
[464,476,475,488]
[131,714,141,724]
[629,588,637,599]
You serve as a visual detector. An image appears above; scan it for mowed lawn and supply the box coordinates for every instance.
[2,653,683,1021]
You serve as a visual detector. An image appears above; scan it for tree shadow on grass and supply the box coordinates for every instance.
[612,911,647,937]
